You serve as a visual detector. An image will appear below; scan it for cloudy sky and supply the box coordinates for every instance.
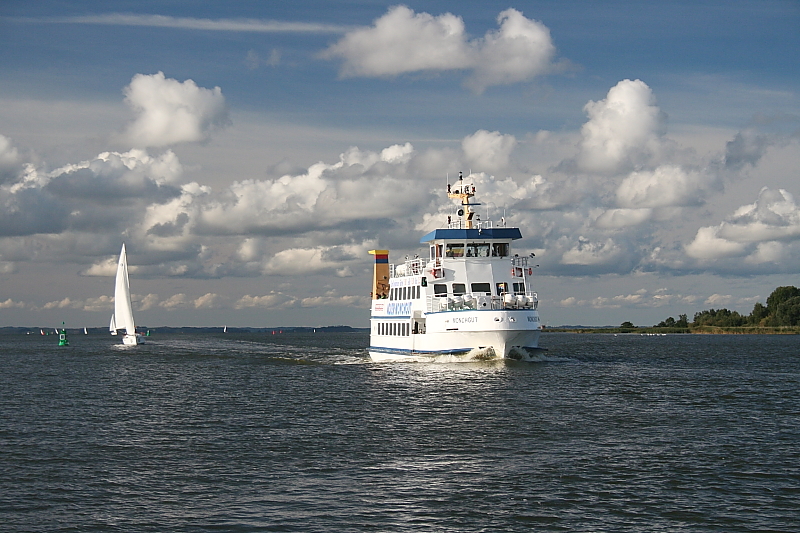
[1,0,799,328]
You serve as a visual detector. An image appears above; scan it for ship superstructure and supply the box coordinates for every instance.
[369,172,542,361]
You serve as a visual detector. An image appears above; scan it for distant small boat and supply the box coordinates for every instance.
[84,327,88,335]
[109,315,117,335]
[40,329,45,336]
[223,325,227,333]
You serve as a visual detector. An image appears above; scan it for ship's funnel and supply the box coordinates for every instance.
[369,250,390,299]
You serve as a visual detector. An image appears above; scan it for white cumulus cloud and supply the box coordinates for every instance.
[615,165,713,209]
[322,6,556,92]
[462,130,517,173]
[686,187,800,262]
[577,79,666,174]
[122,72,230,147]
[466,9,556,93]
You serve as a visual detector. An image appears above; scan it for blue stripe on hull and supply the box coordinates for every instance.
[369,346,473,356]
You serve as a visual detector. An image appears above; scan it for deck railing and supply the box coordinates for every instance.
[426,292,538,312]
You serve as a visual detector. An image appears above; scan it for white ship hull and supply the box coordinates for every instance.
[370,308,541,362]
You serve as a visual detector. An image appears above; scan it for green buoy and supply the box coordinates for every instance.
[58,321,69,346]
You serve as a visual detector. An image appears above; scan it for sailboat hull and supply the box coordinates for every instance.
[122,333,143,345]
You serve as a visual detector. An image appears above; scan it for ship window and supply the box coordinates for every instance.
[513,282,526,295]
[496,282,509,295]
[415,286,420,299]
[446,243,465,257]
[471,282,491,295]
[452,283,466,295]
[402,287,407,300]
[467,243,490,257]
[492,243,509,257]
[434,284,447,296]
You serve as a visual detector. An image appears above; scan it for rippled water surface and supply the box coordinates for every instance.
[1,331,798,532]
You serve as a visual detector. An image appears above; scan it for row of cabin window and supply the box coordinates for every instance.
[430,242,509,259]
[390,285,422,301]
[377,322,409,336]
[433,282,526,297]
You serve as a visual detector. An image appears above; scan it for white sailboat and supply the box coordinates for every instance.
[109,315,117,335]
[111,243,143,345]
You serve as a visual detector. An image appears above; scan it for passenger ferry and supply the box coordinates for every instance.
[368,172,542,361]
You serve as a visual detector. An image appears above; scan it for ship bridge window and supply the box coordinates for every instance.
[471,282,491,295]
[446,243,465,257]
[467,243,490,257]
[492,243,509,257]
[434,284,447,296]
[452,283,466,295]
[513,282,526,295]
[496,282,509,295]
[430,244,443,260]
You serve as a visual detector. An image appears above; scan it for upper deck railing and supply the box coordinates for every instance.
[447,219,495,230]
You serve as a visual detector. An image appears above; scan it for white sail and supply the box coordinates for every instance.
[109,314,117,334]
[114,244,141,345]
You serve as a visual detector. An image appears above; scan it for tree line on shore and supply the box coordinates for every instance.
[650,285,800,329]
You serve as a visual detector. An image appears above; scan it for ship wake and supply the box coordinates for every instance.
[428,346,498,363]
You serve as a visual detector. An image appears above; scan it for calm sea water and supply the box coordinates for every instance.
[1,331,798,532]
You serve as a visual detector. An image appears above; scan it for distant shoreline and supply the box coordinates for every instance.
[543,326,800,335]
[0,325,369,335]
[6,325,798,336]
